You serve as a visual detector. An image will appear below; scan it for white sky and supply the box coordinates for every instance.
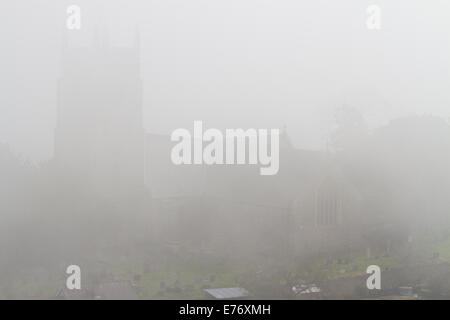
[1,0,449,161]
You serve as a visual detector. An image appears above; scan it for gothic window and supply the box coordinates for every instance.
[316,178,340,226]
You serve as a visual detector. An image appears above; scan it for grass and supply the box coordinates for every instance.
[1,240,444,299]
[435,238,450,261]
[107,255,242,299]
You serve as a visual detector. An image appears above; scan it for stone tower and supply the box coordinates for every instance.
[54,27,145,197]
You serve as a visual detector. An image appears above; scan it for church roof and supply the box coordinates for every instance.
[145,132,343,208]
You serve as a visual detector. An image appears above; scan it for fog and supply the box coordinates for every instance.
[1,0,450,299]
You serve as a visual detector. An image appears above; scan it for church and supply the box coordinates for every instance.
[52,27,364,259]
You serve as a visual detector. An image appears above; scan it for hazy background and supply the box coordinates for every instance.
[2,0,450,300]
[1,0,449,162]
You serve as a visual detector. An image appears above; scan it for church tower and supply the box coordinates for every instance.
[54,27,145,196]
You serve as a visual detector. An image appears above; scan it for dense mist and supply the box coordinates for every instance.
[1,0,450,300]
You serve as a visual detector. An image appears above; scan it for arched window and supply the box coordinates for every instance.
[316,177,340,226]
